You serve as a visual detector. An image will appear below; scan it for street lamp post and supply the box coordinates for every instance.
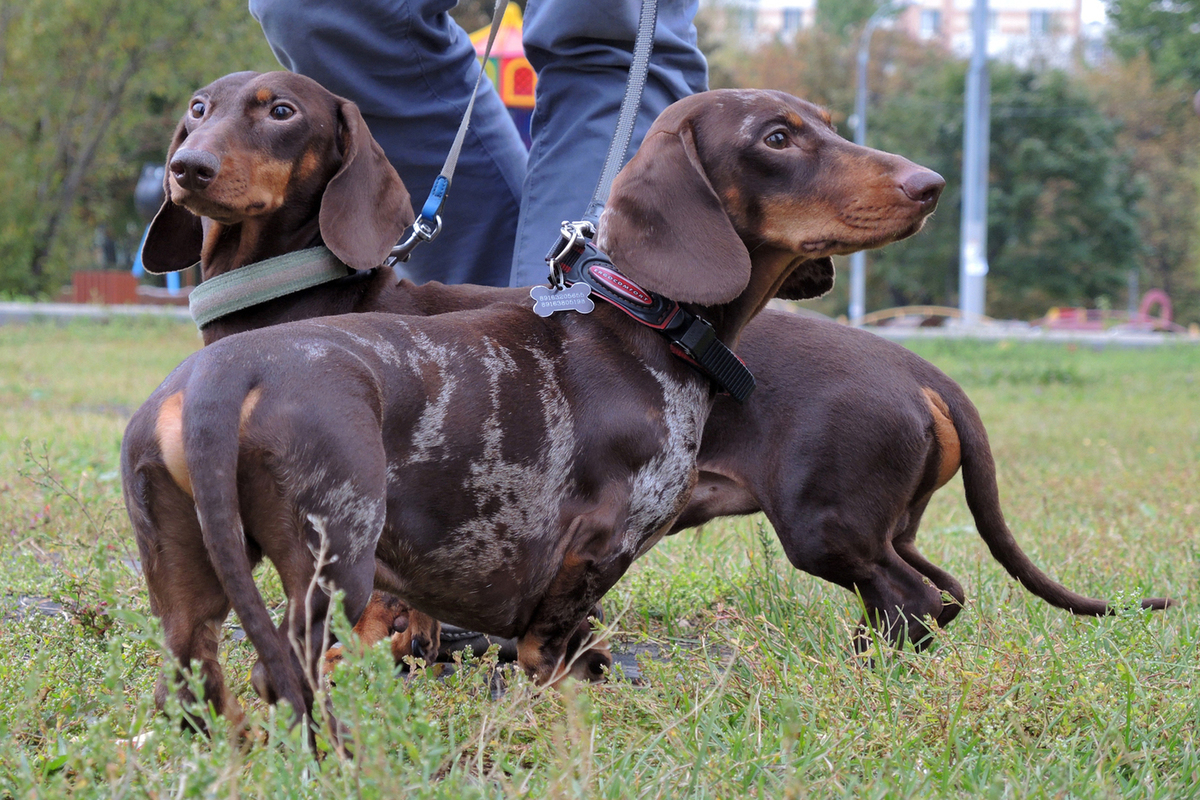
[849,0,910,326]
[958,0,991,325]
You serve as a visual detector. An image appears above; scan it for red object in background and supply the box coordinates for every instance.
[71,271,140,304]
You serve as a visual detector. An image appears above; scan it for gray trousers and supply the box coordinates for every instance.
[249,0,708,287]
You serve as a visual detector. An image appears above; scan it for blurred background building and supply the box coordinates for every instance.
[706,0,1100,69]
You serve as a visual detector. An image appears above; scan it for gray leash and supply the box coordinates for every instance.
[543,0,658,295]
[582,0,658,227]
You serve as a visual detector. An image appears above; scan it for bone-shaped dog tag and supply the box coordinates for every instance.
[530,283,595,317]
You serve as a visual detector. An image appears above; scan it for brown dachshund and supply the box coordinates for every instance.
[123,77,943,727]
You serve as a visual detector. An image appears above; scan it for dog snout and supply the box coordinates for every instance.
[899,169,945,210]
[170,148,221,192]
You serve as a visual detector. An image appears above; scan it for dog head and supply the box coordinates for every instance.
[598,89,943,306]
[142,71,413,275]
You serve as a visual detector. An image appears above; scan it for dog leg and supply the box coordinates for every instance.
[893,539,966,630]
[890,497,967,630]
[852,546,946,653]
[388,609,441,665]
[323,590,410,674]
[132,472,245,730]
[517,560,617,686]
[560,605,611,682]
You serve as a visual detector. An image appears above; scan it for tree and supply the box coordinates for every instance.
[1100,1,1200,323]
[1107,0,1200,88]
[816,0,886,41]
[0,0,278,296]
[1086,57,1200,323]
[869,64,1144,319]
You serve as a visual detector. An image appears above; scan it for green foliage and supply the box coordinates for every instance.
[1087,56,1200,326]
[1107,0,1200,88]
[0,0,279,297]
[815,0,886,40]
[872,65,1143,320]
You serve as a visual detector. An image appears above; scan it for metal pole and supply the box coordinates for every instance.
[958,0,990,325]
[849,1,909,326]
[1127,269,1139,319]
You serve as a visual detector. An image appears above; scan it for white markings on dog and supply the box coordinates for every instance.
[623,368,707,557]
[404,330,461,464]
[317,480,384,560]
[341,328,406,370]
[287,462,385,562]
[737,114,760,142]
[429,338,575,605]
[296,341,331,361]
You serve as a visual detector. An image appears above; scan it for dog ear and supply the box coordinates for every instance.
[599,125,751,306]
[320,100,415,271]
[775,256,835,300]
[141,117,204,275]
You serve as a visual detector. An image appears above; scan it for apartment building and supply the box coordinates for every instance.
[707,0,1091,68]
[901,0,1085,67]
[708,0,817,46]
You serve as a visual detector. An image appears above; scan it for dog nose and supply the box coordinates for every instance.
[170,148,221,191]
[900,170,945,209]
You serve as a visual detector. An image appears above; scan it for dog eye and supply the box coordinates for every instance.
[190,100,206,118]
[270,104,295,121]
[765,131,788,150]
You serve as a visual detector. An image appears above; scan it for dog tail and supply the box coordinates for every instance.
[181,362,309,718]
[933,372,1173,615]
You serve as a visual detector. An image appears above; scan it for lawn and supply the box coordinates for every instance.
[0,318,1197,798]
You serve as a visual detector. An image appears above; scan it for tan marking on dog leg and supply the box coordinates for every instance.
[155,392,192,497]
[323,590,402,674]
[922,388,961,489]
[517,633,553,682]
[238,386,263,437]
[389,629,414,664]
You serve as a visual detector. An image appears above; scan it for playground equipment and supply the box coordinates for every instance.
[860,305,994,327]
[1037,289,1185,333]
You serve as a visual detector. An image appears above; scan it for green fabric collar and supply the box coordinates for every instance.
[188,246,353,329]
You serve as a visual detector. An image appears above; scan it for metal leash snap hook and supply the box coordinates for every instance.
[388,214,443,265]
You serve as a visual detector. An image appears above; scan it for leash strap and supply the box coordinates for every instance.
[546,225,756,403]
[582,0,658,226]
[390,0,510,264]
[188,246,352,329]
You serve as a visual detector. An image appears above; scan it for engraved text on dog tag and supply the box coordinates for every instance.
[530,283,595,317]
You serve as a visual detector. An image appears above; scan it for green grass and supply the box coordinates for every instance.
[1,319,1197,798]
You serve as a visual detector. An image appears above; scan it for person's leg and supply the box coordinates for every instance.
[510,0,708,287]
[250,0,527,286]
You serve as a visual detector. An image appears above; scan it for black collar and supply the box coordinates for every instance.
[543,223,755,403]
